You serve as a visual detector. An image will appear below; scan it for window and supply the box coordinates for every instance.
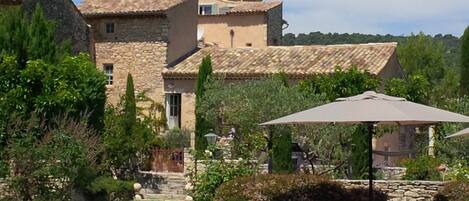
[246,43,252,47]
[199,5,213,15]
[103,64,113,85]
[166,93,181,128]
[105,23,115,33]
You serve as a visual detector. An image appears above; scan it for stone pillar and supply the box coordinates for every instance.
[428,126,435,157]
[190,132,195,150]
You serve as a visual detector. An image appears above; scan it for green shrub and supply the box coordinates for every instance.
[86,176,134,201]
[446,162,469,181]
[214,174,388,201]
[161,128,191,148]
[402,156,442,180]
[188,157,257,201]
[434,181,469,201]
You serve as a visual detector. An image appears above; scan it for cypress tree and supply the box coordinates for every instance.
[461,26,469,95]
[123,73,136,136]
[350,125,370,179]
[28,4,58,63]
[195,55,213,152]
[272,127,293,173]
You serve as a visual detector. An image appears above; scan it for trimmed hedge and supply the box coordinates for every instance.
[434,181,469,201]
[214,174,387,201]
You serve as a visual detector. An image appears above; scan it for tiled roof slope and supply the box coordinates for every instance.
[228,1,281,14]
[163,43,398,79]
[79,0,186,16]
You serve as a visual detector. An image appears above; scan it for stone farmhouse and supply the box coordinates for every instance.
[78,0,410,166]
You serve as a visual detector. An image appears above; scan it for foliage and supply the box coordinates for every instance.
[86,176,134,201]
[272,127,292,173]
[401,156,442,181]
[187,152,257,201]
[297,67,379,178]
[3,115,102,201]
[0,6,68,66]
[292,125,353,178]
[214,174,388,201]
[298,67,380,101]
[123,74,137,136]
[397,33,447,85]
[350,125,369,179]
[199,76,324,159]
[102,76,162,179]
[103,105,156,179]
[195,55,214,152]
[434,181,469,201]
[137,91,167,134]
[461,26,469,95]
[446,162,469,182]
[160,127,191,148]
[0,53,107,142]
[434,96,469,165]
[384,75,430,104]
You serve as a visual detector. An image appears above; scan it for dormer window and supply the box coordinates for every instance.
[105,23,115,33]
[199,5,214,15]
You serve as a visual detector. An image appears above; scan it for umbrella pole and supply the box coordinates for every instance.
[366,122,375,201]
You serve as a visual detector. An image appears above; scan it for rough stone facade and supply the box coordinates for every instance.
[266,3,282,46]
[338,180,445,201]
[88,16,170,105]
[95,42,168,105]
[88,16,170,43]
[21,0,92,55]
[377,167,407,180]
[83,0,198,107]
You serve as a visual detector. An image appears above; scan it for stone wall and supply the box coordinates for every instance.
[377,167,407,180]
[95,42,167,105]
[338,180,445,201]
[22,0,92,55]
[88,16,170,43]
[266,3,282,46]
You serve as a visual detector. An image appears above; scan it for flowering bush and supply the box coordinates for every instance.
[446,162,469,181]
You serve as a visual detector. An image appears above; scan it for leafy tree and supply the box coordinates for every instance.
[0,54,107,144]
[199,76,325,171]
[397,33,446,85]
[461,27,469,95]
[298,67,380,101]
[195,55,214,152]
[384,75,430,104]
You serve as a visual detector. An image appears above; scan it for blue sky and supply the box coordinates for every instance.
[73,0,469,36]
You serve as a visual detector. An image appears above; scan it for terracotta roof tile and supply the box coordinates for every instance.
[78,0,186,16]
[227,1,281,14]
[163,43,398,79]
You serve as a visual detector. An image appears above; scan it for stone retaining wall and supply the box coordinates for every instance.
[338,180,445,201]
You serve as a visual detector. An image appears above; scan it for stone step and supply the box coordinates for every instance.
[143,193,187,201]
[142,188,185,195]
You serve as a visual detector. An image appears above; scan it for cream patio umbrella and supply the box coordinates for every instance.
[446,127,469,138]
[261,91,469,201]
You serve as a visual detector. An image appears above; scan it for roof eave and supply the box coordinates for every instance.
[82,10,167,18]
